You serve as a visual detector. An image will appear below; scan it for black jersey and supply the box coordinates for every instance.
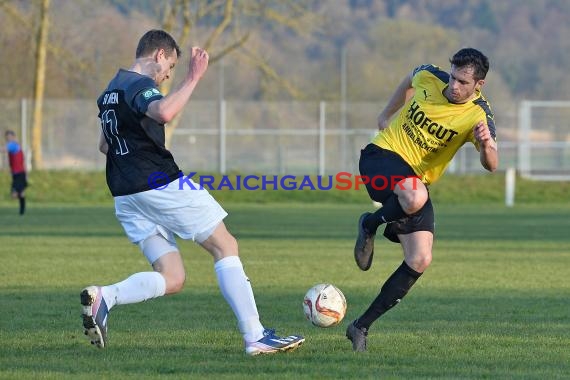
[97,69,181,196]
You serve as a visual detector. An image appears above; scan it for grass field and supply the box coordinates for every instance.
[1,202,569,379]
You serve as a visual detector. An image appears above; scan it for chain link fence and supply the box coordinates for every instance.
[0,98,531,176]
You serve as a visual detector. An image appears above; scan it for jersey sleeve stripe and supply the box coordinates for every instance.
[473,98,496,140]
[413,64,449,84]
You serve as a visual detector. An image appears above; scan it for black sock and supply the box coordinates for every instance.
[19,196,25,215]
[355,261,422,330]
[363,194,407,233]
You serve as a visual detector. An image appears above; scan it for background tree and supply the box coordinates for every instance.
[153,0,319,147]
[31,0,50,170]
[2,0,569,110]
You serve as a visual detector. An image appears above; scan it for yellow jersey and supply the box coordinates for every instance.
[372,64,496,185]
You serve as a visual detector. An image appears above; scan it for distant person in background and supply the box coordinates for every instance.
[347,48,498,351]
[4,130,27,215]
[81,29,304,355]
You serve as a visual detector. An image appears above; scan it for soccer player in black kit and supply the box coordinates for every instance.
[81,30,304,355]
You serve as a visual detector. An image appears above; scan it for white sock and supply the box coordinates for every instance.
[101,272,166,310]
[214,256,265,342]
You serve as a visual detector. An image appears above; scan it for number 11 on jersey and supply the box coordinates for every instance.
[101,109,129,155]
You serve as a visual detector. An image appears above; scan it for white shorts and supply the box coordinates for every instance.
[114,179,228,245]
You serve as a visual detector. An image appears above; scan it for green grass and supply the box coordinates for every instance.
[0,202,569,379]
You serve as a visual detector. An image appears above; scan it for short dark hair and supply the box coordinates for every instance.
[450,48,489,81]
[135,30,181,59]
[5,130,15,137]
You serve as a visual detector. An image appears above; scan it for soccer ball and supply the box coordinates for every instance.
[303,283,347,328]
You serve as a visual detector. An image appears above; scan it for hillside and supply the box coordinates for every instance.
[0,0,568,102]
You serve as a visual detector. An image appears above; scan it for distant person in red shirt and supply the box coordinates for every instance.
[4,130,27,215]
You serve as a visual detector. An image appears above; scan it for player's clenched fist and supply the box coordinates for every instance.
[473,120,492,145]
[189,47,209,81]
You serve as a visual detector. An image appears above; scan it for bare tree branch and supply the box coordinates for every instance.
[202,0,233,51]
[178,0,192,47]
[31,0,50,169]
[0,1,92,73]
[155,0,317,147]
[239,46,305,100]
[161,0,176,32]
[209,32,250,65]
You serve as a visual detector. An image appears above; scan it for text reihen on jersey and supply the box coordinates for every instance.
[102,91,119,105]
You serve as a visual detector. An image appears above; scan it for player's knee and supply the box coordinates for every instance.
[215,231,239,257]
[164,270,186,294]
[396,179,427,214]
[400,190,428,214]
[225,234,239,255]
[411,192,428,213]
[410,251,432,273]
[199,223,240,260]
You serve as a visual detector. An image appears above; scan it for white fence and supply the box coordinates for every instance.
[518,100,570,180]
[1,98,566,178]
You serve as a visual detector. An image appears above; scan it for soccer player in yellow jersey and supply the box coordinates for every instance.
[346,48,498,351]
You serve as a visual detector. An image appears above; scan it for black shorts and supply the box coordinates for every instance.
[11,172,28,194]
[359,144,434,242]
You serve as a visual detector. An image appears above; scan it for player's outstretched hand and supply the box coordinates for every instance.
[473,120,492,145]
[189,47,209,81]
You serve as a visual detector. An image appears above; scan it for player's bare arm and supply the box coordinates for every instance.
[146,47,209,124]
[474,120,498,172]
[377,72,413,130]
